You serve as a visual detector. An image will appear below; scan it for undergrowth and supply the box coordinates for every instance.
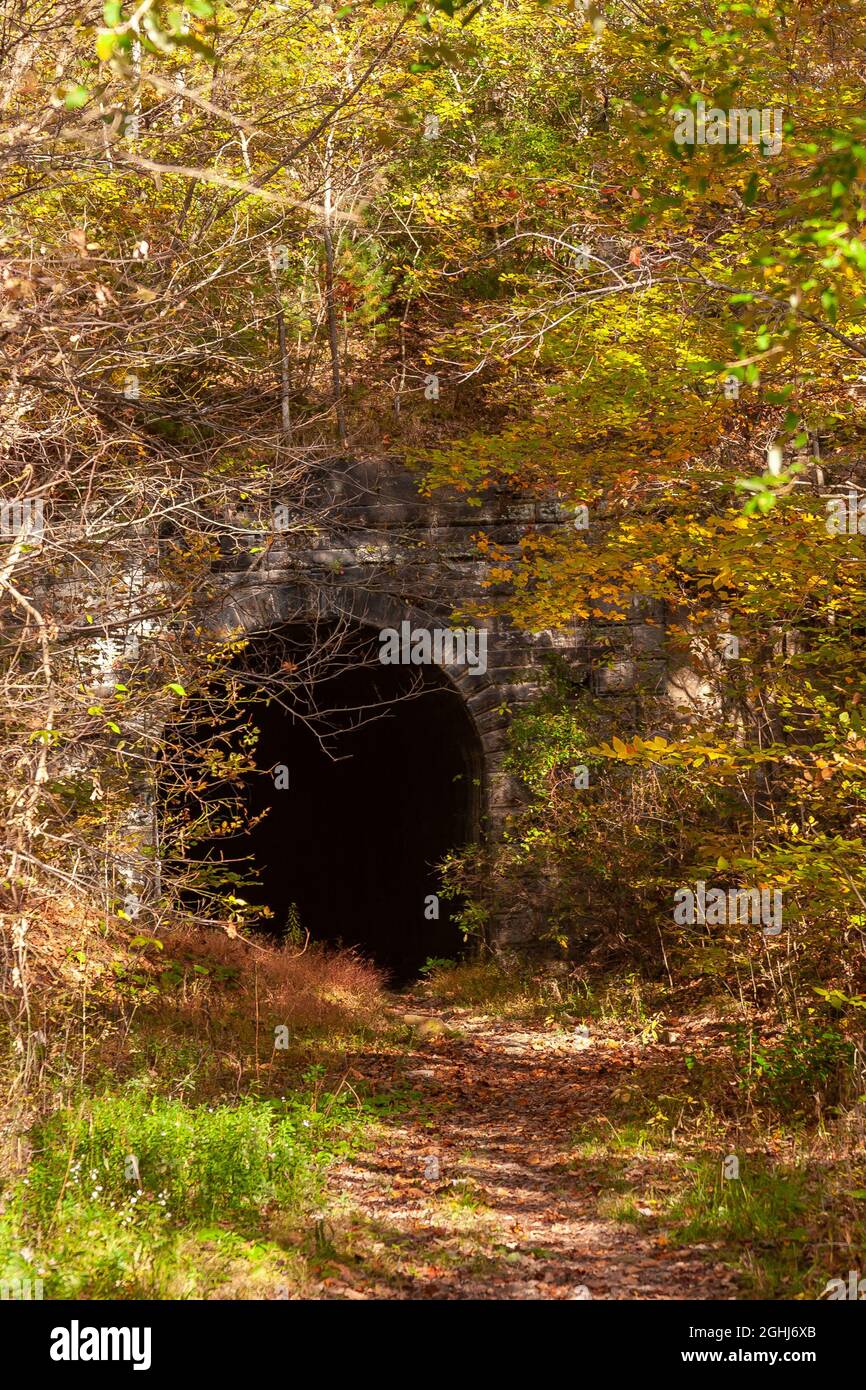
[0,911,406,1299]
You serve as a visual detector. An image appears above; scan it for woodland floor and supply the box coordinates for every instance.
[9,921,848,1300]
[314,997,741,1300]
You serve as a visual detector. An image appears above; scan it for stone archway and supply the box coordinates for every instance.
[213,579,512,837]
[191,459,677,965]
[206,589,490,979]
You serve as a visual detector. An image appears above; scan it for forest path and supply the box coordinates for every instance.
[316,997,739,1300]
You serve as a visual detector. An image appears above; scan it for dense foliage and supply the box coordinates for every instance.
[2,0,865,1103]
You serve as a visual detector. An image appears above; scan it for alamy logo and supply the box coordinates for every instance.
[826,491,866,535]
[0,497,44,541]
[673,101,783,156]
[379,621,487,675]
[50,1321,152,1371]
[823,1269,865,1300]
[673,881,782,935]
[0,1276,43,1299]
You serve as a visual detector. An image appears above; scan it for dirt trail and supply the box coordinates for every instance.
[318,1000,739,1300]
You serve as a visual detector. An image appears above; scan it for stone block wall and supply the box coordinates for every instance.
[214,457,678,956]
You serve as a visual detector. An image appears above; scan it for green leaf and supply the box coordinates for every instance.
[65,84,89,109]
[95,31,117,61]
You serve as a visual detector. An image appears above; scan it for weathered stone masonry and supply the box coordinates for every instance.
[214,456,675,953]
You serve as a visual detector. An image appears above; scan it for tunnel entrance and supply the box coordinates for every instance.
[196,623,482,983]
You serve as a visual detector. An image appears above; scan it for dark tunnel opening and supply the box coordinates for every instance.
[188,623,482,984]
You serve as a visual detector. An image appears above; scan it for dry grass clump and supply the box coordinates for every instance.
[156,925,388,1034]
[1,899,394,1125]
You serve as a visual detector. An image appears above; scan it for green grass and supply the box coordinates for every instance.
[0,1077,372,1299]
[569,1095,866,1299]
[666,1156,816,1297]
[438,1178,489,1213]
[419,959,671,1031]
